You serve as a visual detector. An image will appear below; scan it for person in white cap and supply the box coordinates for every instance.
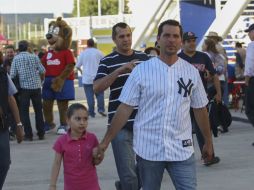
[206,31,229,106]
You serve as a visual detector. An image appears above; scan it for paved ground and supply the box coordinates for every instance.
[3,87,254,190]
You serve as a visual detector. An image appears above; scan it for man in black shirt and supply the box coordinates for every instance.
[94,22,149,190]
[0,69,24,189]
[178,31,221,166]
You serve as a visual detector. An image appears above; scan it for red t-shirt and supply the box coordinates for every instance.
[53,130,100,190]
[42,49,75,80]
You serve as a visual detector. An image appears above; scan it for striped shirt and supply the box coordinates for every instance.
[10,52,45,89]
[94,50,149,129]
[119,57,208,161]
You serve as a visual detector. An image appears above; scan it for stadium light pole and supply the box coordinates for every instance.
[98,0,101,16]
[76,0,80,41]
[14,0,18,48]
[77,0,80,18]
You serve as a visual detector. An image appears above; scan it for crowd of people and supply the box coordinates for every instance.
[0,18,253,190]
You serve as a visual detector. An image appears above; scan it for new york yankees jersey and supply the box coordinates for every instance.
[119,57,208,161]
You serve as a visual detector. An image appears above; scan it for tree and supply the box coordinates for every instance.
[72,0,130,17]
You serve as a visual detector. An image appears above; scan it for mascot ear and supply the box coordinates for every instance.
[57,17,62,22]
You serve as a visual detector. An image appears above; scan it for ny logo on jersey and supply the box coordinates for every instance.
[177,78,194,97]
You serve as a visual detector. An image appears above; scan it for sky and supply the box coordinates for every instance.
[0,0,74,14]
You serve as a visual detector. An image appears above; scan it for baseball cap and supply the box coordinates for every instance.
[183,32,198,41]
[244,23,254,32]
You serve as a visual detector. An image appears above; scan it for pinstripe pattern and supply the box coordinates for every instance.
[119,57,208,161]
[94,51,149,129]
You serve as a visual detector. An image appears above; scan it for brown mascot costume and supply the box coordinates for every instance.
[41,17,75,135]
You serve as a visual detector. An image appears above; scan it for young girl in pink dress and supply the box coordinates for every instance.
[49,103,100,190]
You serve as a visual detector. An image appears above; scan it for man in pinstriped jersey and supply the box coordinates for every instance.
[93,20,214,190]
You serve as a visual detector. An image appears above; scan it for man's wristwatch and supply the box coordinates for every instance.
[17,122,23,127]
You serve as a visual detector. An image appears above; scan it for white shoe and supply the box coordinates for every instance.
[56,126,67,135]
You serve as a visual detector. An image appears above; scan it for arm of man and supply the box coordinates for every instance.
[212,74,222,103]
[245,76,250,87]
[8,96,20,123]
[93,59,138,93]
[37,57,46,80]
[193,107,213,163]
[244,42,254,86]
[8,95,24,143]
[9,59,17,79]
[92,103,134,163]
[76,53,83,74]
[205,54,222,102]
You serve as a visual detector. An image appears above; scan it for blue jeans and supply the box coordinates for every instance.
[111,128,139,190]
[20,89,45,138]
[136,154,196,190]
[0,130,10,189]
[83,84,105,117]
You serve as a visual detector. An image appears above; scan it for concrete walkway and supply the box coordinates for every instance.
[3,100,254,190]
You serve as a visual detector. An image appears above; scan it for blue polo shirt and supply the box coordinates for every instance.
[178,50,216,90]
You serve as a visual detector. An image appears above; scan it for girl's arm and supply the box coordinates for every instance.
[49,152,62,190]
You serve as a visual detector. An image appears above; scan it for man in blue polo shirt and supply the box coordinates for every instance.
[178,31,221,166]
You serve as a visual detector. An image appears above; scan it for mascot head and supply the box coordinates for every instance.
[46,17,72,51]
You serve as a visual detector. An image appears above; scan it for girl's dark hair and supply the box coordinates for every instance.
[157,19,183,38]
[66,103,87,118]
[235,42,243,48]
[204,38,218,54]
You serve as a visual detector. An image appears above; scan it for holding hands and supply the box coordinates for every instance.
[92,143,107,165]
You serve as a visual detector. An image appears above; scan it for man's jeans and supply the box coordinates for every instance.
[245,77,254,126]
[136,154,196,190]
[20,89,45,138]
[83,84,105,117]
[0,130,10,189]
[111,128,139,190]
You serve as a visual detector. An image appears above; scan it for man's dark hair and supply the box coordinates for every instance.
[18,40,29,52]
[112,22,131,39]
[157,19,183,39]
[87,38,95,47]
[5,45,15,50]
